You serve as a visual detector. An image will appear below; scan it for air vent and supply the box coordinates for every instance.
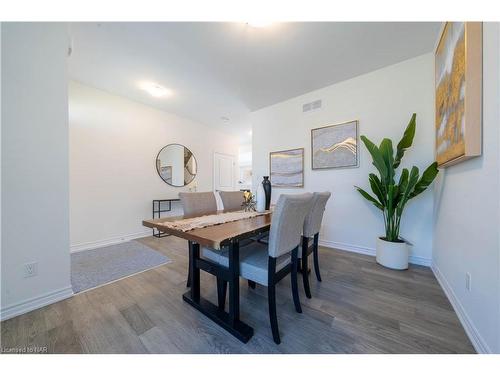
[302,99,322,113]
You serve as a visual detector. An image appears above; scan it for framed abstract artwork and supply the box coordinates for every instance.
[311,120,359,170]
[435,22,482,167]
[269,148,304,188]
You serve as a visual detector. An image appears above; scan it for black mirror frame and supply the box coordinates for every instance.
[155,143,197,187]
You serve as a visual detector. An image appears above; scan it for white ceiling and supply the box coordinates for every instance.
[68,22,441,139]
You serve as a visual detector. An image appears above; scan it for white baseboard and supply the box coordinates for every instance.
[0,286,73,322]
[319,239,431,267]
[431,263,491,354]
[70,230,152,253]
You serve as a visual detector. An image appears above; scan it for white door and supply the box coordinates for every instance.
[213,152,236,191]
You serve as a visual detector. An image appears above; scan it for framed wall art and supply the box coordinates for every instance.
[435,22,482,167]
[269,148,304,188]
[311,120,359,170]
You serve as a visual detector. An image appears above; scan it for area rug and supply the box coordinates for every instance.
[71,240,171,293]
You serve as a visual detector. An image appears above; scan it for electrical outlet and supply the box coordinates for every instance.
[24,262,38,278]
[465,272,471,291]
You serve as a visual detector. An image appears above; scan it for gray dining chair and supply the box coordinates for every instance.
[179,191,251,298]
[179,191,217,217]
[301,191,331,298]
[203,193,314,344]
[179,192,218,288]
[219,191,245,211]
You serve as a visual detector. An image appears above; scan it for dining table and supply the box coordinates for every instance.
[142,210,272,343]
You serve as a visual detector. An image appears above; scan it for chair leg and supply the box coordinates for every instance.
[267,257,280,344]
[268,284,280,344]
[248,280,256,289]
[291,247,302,313]
[313,234,322,282]
[217,277,227,310]
[301,237,312,299]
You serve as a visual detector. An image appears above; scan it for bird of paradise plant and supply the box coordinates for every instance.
[355,114,439,242]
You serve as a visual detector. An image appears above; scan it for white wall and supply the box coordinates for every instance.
[1,23,72,320]
[432,23,500,354]
[69,81,239,251]
[238,143,252,190]
[251,53,435,265]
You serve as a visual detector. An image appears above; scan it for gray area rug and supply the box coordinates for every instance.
[71,240,171,293]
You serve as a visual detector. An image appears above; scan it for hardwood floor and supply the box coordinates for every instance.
[0,236,475,354]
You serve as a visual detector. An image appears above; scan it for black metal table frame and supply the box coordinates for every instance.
[182,226,270,343]
[152,199,180,238]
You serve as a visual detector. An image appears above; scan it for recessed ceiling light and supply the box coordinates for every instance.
[246,21,274,28]
[248,130,253,136]
[139,82,172,98]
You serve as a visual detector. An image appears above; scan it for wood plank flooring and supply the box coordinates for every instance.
[0,236,475,353]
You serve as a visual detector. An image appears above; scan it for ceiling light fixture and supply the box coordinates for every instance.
[139,82,172,98]
[220,116,230,123]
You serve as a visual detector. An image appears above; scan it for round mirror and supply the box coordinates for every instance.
[156,144,197,187]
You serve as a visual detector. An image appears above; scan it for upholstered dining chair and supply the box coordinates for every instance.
[219,191,245,212]
[300,191,331,299]
[203,193,314,344]
[179,192,218,288]
[179,191,217,218]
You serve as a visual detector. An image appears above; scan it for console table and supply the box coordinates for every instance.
[152,198,180,237]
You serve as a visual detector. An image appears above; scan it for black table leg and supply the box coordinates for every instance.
[182,239,254,343]
[228,240,240,324]
[186,241,192,288]
[189,242,200,301]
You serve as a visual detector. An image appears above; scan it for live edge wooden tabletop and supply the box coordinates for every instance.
[142,211,272,250]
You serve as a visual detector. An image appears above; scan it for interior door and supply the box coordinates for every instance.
[213,152,236,192]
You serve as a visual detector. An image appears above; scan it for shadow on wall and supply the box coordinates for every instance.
[433,156,485,219]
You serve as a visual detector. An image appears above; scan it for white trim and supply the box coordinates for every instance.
[318,239,432,267]
[0,286,73,322]
[70,230,151,253]
[431,263,491,354]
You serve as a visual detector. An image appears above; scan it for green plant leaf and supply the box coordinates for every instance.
[379,138,395,184]
[369,173,386,207]
[387,184,396,214]
[355,186,383,210]
[396,166,420,217]
[398,168,409,194]
[360,135,388,181]
[394,113,416,169]
[386,184,397,241]
[356,114,439,243]
[409,162,439,199]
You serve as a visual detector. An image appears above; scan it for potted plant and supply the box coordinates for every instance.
[355,113,439,270]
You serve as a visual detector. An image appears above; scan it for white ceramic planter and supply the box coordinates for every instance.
[376,237,409,270]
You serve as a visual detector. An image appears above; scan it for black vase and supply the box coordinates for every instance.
[262,176,271,210]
